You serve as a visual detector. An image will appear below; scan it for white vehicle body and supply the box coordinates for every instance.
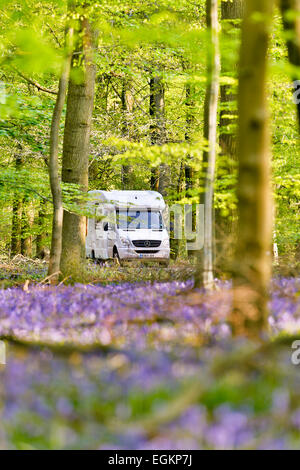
[86,190,170,263]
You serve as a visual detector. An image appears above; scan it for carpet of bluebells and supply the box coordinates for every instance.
[0,276,300,449]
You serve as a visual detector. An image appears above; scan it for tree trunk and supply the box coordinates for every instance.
[48,26,73,280]
[21,235,32,258]
[216,0,244,275]
[21,200,33,258]
[219,0,244,157]
[149,75,168,195]
[184,79,196,259]
[195,0,220,288]
[60,16,96,278]
[231,0,273,339]
[11,197,22,257]
[280,0,300,127]
[185,80,195,192]
[36,199,48,259]
[10,150,23,257]
[121,78,134,189]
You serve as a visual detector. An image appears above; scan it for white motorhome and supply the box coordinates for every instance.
[86,190,170,264]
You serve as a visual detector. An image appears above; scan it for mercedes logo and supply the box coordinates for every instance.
[144,240,151,247]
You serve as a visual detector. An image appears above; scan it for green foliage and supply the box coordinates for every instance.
[0,0,298,262]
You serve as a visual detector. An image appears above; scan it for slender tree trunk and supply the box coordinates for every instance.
[274,1,300,264]
[195,0,220,288]
[177,160,185,195]
[231,0,273,339]
[184,78,197,260]
[48,26,73,280]
[11,150,23,257]
[121,78,134,189]
[149,75,168,195]
[11,197,22,257]
[219,0,244,157]
[150,166,160,192]
[36,199,48,259]
[216,0,244,274]
[170,160,185,261]
[280,0,300,127]
[60,16,96,278]
[185,80,195,192]
[21,200,33,258]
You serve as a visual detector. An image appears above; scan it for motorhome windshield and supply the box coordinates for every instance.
[117,209,163,230]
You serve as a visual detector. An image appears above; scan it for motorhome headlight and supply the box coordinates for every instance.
[120,236,130,247]
[162,239,169,247]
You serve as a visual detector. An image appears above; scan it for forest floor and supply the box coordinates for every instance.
[0,256,299,449]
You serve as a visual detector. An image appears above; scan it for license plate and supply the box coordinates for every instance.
[139,254,155,258]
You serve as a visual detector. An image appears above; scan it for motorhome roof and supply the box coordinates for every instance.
[88,190,166,210]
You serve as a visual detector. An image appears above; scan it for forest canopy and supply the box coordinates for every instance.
[0,0,298,262]
[0,0,300,452]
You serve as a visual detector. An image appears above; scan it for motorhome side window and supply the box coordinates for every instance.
[116,209,163,230]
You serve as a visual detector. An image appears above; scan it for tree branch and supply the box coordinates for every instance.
[12,67,58,95]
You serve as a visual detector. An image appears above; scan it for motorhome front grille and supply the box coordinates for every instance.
[134,250,160,254]
[132,240,161,248]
